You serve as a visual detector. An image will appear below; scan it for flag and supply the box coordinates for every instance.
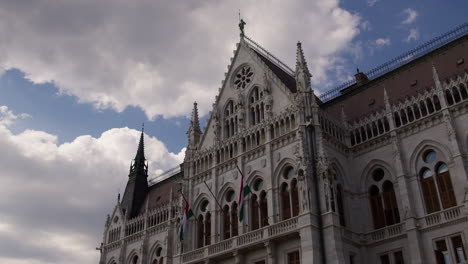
[179,195,194,241]
[237,165,251,222]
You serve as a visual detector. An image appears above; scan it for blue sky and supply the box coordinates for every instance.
[0,0,466,263]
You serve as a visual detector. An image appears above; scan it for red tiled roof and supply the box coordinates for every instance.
[138,172,182,214]
[323,36,468,122]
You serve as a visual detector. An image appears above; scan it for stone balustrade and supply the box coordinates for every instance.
[419,205,465,229]
[181,216,299,263]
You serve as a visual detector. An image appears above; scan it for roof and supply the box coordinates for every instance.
[322,33,468,122]
[138,170,183,214]
[252,49,297,93]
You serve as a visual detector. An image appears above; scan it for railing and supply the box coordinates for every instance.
[320,23,468,102]
[366,222,405,243]
[419,205,464,229]
[181,216,299,263]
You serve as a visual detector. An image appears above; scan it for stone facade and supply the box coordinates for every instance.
[99,29,468,264]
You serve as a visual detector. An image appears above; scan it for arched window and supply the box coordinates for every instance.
[369,185,385,229]
[196,200,211,248]
[222,189,238,239]
[418,150,457,213]
[280,166,300,220]
[368,168,400,229]
[436,163,456,209]
[281,183,291,220]
[197,215,204,248]
[249,86,265,126]
[151,247,163,264]
[131,255,139,264]
[204,212,211,246]
[250,178,268,230]
[382,181,400,225]
[223,205,231,239]
[224,101,236,139]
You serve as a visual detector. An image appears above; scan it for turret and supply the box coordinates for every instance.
[120,128,149,219]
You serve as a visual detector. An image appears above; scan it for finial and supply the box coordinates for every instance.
[356,68,360,73]
[117,192,120,203]
[142,122,144,133]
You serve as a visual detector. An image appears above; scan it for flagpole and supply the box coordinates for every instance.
[178,189,199,224]
[203,180,224,211]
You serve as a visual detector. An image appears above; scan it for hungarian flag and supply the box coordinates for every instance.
[237,165,251,222]
[179,195,194,241]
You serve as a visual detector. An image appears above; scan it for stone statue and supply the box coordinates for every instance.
[239,19,246,37]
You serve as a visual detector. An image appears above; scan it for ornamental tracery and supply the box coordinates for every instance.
[233,65,254,89]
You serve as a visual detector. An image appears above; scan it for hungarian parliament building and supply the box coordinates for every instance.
[98,24,468,264]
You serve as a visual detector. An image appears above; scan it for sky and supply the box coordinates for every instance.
[0,0,466,263]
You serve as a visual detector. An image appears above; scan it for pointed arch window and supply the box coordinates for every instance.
[250,178,269,230]
[151,247,163,264]
[280,166,300,220]
[368,168,400,229]
[196,200,211,248]
[336,184,346,227]
[222,189,238,240]
[249,86,265,126]
[418,150,457,214]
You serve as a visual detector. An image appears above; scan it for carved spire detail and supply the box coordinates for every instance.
[432,62,442,90]
[188,102,202,147]
[295,41,312,91]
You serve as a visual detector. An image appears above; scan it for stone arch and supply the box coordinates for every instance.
[222,99,235,117]
[126,249,139,264]
[246,170,266,187]
[328,158,351,188]
[148,241,164,261]
[192,193,212,214]
[217,182,236,203]
[360,159,396,193]
[409,139,453,175]
[273,158,297,188]
[107,257,117,264]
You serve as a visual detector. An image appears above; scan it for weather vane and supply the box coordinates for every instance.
[238,10,246,38]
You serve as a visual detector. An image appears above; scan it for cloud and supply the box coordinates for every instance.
[375,38,391,46]
[367,0,380,7]
[0,106,31,127]
[405,28,420,42]
[402,8,418,24]
[0,0,360,120]
[0,106,185,264]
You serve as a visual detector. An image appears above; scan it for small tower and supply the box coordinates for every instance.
[120,128,149,219]
[187,102,202,148]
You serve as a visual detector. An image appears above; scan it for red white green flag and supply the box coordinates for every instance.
[237,165,251,222]
[179,194,194,241]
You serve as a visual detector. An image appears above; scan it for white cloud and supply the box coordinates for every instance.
[0,107,185,264]
[405,28,420,42]
[367,0,380,7]
[361,20,372,31]
[0,105,31,126]
[402,8,418,24]
[375,38,391,46]
[0,0,360,119]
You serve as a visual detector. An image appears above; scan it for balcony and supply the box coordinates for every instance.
[418,205,466,230]
[365,223,405,243]
[181,217,299,263]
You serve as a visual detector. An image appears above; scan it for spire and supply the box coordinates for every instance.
[295,41,312,92]
[134,125,146,162]
[188,102,202,147]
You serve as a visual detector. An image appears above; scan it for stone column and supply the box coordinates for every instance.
[299,226,321,264]
[264,241,276,264]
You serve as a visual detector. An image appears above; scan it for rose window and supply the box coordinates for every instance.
[234,66,254,89]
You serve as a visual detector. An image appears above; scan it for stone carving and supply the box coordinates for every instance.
[212,107,221,142]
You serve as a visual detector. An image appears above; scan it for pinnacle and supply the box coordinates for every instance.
[295,41,310,76]
[191,102,201,132]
